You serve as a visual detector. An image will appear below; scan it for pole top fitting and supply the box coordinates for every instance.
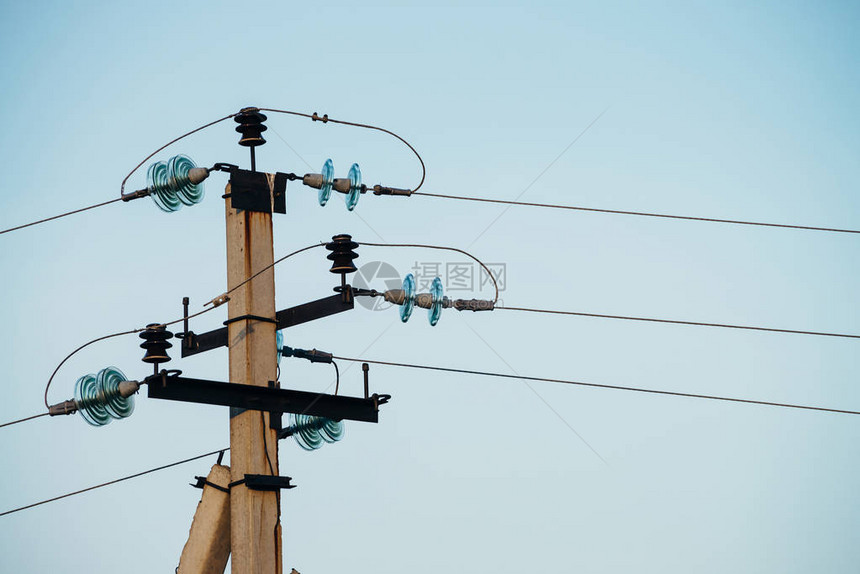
[234,107,268,148]
[325,234,359,275]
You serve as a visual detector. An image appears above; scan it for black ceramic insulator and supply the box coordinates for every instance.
[140,323,174,364]
[234,107,268,148]
[325,234,359,275]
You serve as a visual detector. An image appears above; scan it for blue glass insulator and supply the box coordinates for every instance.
[290,413,323,451]
[147,160,181,213]
[400,273,416,323]
[146,154,204,212]
[345,163,361,211]
[319,418,344,443]
[74,374,112,427]
[168,154,205,207]
[97,366,134,420]
[429,276,444,326]
[318,159,334,206]
[276,330,284,365]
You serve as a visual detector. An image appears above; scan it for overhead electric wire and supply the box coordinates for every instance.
[0,412,49,429]
[358,241,500,303]
[0,197,125,236]
[218,242,326,302]
[43,329,141,409]
[412,192,860,235]
[333,356,860,416]
[119,112,238,197]
[494,305,860,340]
[0,448,228,518]
[261,107,426,192]
[332,360,341,395]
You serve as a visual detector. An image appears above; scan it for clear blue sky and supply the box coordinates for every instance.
[0,1,858,572]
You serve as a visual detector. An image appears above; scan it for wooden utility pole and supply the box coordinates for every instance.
[225,174,282,574]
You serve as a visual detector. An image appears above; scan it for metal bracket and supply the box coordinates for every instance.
[193,474,295,492]
[146,371,386,423]
[182,293,354,358]
[228,168,287,214]
[229,474,296,491]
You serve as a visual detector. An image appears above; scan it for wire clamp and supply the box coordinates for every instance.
[452,298,495,312]
[223,314,278,327]
[206,294,230,308]
[372,185,413,196]
[229,474,296,491]
[311,112,329,123]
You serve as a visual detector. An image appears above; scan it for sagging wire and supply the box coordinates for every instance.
[261,107,426,193]
[119,112,238,198]
[357,241,500,303]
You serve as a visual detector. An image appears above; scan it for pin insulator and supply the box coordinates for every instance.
[140,323,174,365]
[234,107,268,148]
[325,234,359,275]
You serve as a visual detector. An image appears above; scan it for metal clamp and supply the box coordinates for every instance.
[228,474,296,491]
[223,314,279,326]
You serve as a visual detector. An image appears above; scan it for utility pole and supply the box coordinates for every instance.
[226,111,281,574]
[145,107,389,573]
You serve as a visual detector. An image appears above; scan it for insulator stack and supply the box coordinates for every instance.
[73,367,138,427]
[343,163,362,211]
[385,274,446,326]
[140,324,173,370]
[234,107,268,148]
[326,234,360,277]
[400,273,416,322]
[302,160,363,210]
[302,159,335,206]
[285,413,344,451]
[146,154,208,213]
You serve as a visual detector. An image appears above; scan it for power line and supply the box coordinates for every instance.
[261,107,427,193]
[0,197,124,236]
[358,241,500,302]
[0,448,227,518]
[119,112,237,197]
[412,192,860,235]
[0,412,48,429]
[44,328,142,409]
[332,355,860,416]
[495,305,860,340]
[221,242,325,300]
